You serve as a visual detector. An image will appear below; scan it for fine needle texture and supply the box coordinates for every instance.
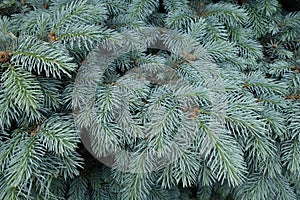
[0,0,299,200]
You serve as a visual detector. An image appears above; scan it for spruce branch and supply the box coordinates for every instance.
[1,64,43,122]
[12,36,77,78]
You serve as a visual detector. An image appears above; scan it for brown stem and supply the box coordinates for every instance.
[286,95,300,100]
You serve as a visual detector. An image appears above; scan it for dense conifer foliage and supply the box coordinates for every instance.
[0,0,299,199]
